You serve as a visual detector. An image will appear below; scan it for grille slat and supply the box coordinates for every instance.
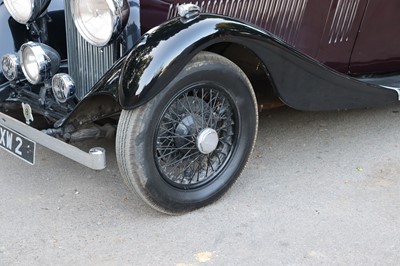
[64,2,118,99]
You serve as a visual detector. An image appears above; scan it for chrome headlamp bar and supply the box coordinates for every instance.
[70,0,130,47]
[19,42,61,85]
[3,0,51,24]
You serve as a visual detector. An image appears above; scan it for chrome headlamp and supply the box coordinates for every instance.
[71,0,130,46]
[3,0,51,24]
[52,74,75,103]
[19,42,61,85]
[1,53,21,81]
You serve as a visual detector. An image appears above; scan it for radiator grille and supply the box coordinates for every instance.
[64,2,119,99]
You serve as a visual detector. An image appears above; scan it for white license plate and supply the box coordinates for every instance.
[0,123,36,165]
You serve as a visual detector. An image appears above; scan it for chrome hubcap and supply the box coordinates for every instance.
[196,128,219,154]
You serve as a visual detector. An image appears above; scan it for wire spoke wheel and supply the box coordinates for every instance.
[116,52,258,214]
[155,86,235,188]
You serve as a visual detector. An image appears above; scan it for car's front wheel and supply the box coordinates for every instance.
[116,51,258,214]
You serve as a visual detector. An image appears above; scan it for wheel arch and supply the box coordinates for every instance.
[119,14,398,112]
[61,16,278,128]
[205,42,284,111]
[118,14,285,111]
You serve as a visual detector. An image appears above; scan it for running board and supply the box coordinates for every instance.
[357,74,400,100]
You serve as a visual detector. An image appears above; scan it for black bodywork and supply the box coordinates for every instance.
[119,15,399,111]
[0,1,398,131]
[1,0,400,214]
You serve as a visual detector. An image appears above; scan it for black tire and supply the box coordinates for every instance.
[116,51,258,214]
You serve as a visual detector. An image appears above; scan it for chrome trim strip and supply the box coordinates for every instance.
[0,112,106,170]
[382,86,400,101]
[168,0,308,46]
[328,0,360,44]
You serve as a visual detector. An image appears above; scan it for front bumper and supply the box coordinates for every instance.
[0,111,106,170]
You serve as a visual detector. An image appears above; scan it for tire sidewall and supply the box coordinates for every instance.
[131,55,257,212]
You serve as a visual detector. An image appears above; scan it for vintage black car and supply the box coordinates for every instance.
[1,0,399,214]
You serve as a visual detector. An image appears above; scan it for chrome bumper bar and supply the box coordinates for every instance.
[0,112,106,170]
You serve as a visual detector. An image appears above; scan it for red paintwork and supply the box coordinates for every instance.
[140,0,170,33]
[349,0,400,74]
[141,0,400,75]
[315,0,368,73]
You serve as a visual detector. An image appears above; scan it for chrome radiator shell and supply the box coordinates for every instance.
[64,2,119,99]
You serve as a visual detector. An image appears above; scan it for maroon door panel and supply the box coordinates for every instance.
[316,0,368,73]
[291,0,335,59]
[349,0,400,74]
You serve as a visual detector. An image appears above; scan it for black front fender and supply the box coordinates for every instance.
[119,15,225,109]
[119,14,398,111]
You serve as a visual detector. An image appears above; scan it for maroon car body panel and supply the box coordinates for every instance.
[314,0,368,73]
[350,0,400,74]
[141,0,399,75]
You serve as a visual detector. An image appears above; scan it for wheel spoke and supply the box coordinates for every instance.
[180,153,203,184]
[201,88,205,129]
[184,93,201,135]
[157,142,197,159]
[162,149,199,168]
[157,129,195,144]
[155,85,236,188]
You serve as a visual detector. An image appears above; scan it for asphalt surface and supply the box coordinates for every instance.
[0,105,399,265]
